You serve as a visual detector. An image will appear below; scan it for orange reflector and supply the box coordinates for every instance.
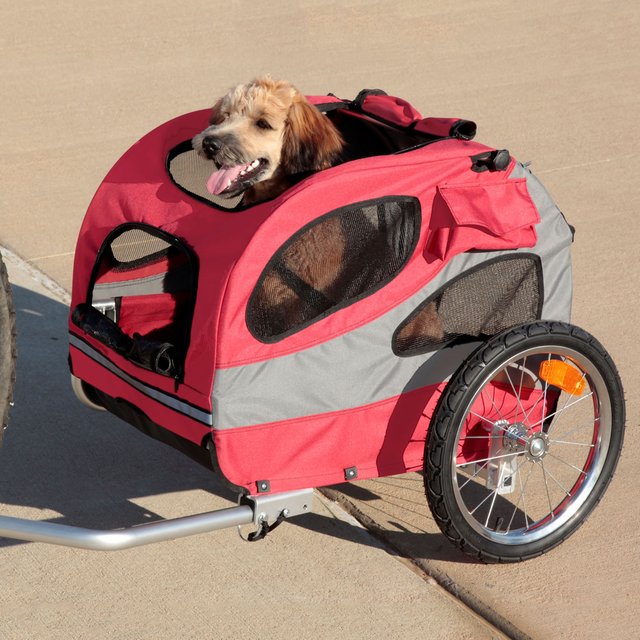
[539,360,586,395]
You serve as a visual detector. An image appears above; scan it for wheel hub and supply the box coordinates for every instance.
[502,422,528,452]
[525,432,550,461]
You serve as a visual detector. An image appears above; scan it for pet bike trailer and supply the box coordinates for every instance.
[0,90,625,561]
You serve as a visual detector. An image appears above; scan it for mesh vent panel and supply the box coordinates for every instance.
[248,197,420,342]
[109,228,172,268]
[394,255,542,356]
[168,147,244,210]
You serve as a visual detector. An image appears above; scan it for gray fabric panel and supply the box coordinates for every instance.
[92,265,191,302]
[212,338,480,429]
[512,162,573,322]
[212,163,574,430]
[70,334,213,426]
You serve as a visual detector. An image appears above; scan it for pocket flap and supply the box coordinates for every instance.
[437,179,540,237]
[425,178,540,262]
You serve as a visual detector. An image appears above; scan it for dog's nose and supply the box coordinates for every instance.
[202,136,221,157]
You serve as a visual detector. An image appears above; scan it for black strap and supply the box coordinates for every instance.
[351,88,388,111]
[273,262,333,311]
[314,100,351,113]
[247,512,287,542]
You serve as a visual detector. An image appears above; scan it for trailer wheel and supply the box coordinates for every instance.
[424,321,624,563]
[0,252,16,447]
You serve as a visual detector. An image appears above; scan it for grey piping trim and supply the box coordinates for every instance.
[211,163,573,430]
[69,334,213,426]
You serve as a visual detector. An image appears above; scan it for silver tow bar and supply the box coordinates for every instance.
[0,489,314,551]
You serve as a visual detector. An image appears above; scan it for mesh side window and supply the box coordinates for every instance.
[248,197,420,342]
[393,255,543,356]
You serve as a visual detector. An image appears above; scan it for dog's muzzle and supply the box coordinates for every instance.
[201,135,222,159]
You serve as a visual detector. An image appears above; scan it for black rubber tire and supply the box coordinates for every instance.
[424,321,625,563]
[0,252,16,447]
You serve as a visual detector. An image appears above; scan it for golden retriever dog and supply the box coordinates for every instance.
[193,76,349,334]
[192,76,344,206]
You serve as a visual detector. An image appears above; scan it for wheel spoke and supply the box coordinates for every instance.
[548,439,595,448]
[468,483,500,516]
[469,410,499,428]
[484,483,500,527]
[456,450,520,469]
[546,369,589,431]
[468,410,511,436]
[540,354,551,427]
[504,364,529,423]
[538,462,572,497]
[540,460,555,523]
[507,462,535,532]
[458,461,490,490]
[466,455,527,518]
[516,356,528,422]
[546,451,588,477]
[523,392,545,426]
[481,387,507,424]
[528,392,594,432]
[549,417,599,441]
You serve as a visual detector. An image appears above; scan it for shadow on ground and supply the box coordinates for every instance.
[0,282,468,562]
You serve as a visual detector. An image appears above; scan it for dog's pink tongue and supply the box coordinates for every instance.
[206,164,247,195]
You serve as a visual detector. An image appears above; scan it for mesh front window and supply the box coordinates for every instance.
[393,255,543,356]
[248,197,420,342]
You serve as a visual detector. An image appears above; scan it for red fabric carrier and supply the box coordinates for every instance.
[357,91,422,125]
[67,90,565,497]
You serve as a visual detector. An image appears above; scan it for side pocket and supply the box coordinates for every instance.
[425,179,540,262]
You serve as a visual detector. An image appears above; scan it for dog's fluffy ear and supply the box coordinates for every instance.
[281,95,343,174]
[208,99,225,125]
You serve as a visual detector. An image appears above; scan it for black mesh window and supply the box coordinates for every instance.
[248,196,421,342]
[393,255,543,356]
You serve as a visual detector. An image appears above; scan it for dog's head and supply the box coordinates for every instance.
[192,76,343,198]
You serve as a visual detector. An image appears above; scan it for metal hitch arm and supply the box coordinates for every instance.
[0,489,314,551]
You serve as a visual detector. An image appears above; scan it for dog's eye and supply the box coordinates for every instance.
[255,119,273,130]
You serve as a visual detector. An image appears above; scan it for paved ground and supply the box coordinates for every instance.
[0,249,503,640]
[1,1,639,639]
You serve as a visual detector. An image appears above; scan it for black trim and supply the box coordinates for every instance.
[247,195,421,344]
[86,387,213,470]
[351,88,388,111]
[69,331,212,420]
[85,223,199,384]
[392,253,545,357]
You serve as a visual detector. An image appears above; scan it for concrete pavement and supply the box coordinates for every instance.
[0,248,504,639]
[1,1,639,638]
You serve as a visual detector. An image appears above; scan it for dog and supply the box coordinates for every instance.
[192,78,443,344]
[192,76,344,206]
